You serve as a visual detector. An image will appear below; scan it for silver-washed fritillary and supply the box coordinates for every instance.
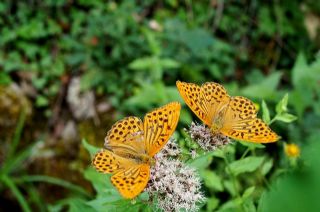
[92,102,181,199]
[176,81,279,143]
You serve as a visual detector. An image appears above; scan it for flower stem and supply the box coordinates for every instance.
[223,150,244,212]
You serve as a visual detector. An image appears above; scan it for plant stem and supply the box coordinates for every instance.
[1,175,31,212]
[240,147,250,160]
[223,150,244,212]
[8,109,26,160]
[13,175,91,198]
[268,116,277,125]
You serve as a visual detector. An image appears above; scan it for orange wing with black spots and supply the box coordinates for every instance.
[111,164,150,199]
[144,102,181,156]
[92,102,181,199]
[105,116,145,154]
[177,81,279,143]
[200,82,230,124]
[92,149,137,174]
[221,97,279,143]
[176,81,211,125]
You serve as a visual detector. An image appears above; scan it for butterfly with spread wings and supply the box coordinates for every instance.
[176,81,279,143]
[92,102,181,199]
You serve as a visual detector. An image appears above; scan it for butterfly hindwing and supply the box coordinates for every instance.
[143,102,181,156]
[222,118,279,143]
[221,96,279,143]
[111,164,150,199]
[92,149,138,174]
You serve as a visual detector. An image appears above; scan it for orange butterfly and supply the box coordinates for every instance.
[176,81,279,143]
[92,102,181,199]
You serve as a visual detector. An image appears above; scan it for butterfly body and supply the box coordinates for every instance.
[93,102,181,199]
[211,105,228,133]
[176,81,279,143]
[108,146,153,165]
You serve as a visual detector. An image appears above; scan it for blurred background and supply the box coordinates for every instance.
[1,0,320,211]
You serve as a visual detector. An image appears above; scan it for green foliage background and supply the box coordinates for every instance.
[1,0,320,211]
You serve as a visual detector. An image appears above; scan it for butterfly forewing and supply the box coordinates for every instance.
[111,164,150,199]
[176,81,211,125]
[143,102,181,156]
[105,116,145,154]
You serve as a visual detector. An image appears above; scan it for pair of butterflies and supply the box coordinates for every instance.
[92,81,279,199]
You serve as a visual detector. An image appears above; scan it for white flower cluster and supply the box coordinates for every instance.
[187,122,230,151]
[146,138,205,212]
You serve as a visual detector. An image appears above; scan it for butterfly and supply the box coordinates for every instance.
[92,102,181,199]
[176,81,279,143]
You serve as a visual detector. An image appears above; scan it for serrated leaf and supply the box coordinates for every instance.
[276,93,289,114]
[228,156,265,176]
[261,100,270,124]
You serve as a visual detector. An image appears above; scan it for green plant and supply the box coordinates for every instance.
[0,111,91,211]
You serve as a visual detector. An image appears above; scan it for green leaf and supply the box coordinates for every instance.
[188,152,213,170]
[14,175,90,198]
[241,72,282,100]
[207,197,220,211]
[275,113,297,123]
[239,141,265,149]
[243,199,256,212]
[243,186,255,199]
[261,100,270,124]
[228,156,265,176]
[200,170,223,191]
[1,175,31,212]
[0,72,12,85]
[292,53,308,87]
[276,93,289,114]
[159,58,180,69]
[223,180,237,197]
[261,158,273,175]
[35,95,49,107]
[129,57,156,70]
[67,198,95,212]
[82,139,100,158]
[84,167,117,196]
